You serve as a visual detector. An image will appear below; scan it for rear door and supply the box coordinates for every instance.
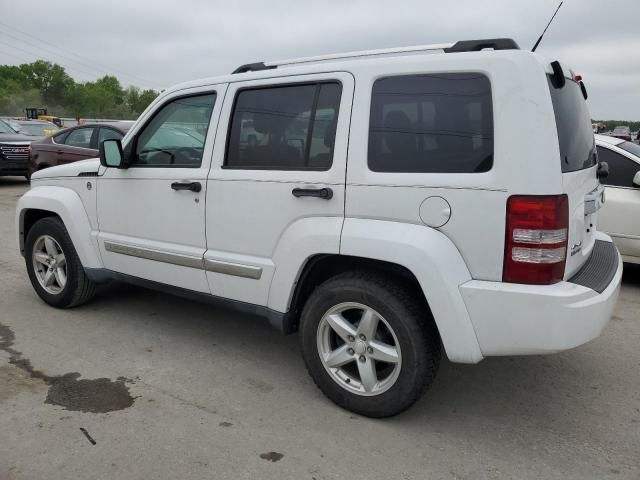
[547,74,600,277]
[205,72,353,306]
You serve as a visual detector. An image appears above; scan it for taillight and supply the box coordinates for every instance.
[503,195,569,285]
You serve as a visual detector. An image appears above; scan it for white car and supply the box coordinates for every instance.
[595,134,640,263]
[16,38,622,417]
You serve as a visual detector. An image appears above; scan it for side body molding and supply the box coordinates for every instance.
[340,218,484,364]
[16,186,103,269]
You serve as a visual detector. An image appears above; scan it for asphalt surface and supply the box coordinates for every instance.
[0,176,639,480]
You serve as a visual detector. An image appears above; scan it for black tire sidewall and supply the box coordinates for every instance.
[300,274,438,417]
[25,217,83,308]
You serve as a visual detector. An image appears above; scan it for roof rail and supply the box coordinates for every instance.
[231,38,520,74]
[444,38,520,53]
[231,62,276,74]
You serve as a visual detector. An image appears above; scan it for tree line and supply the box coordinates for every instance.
[0,60,159,120]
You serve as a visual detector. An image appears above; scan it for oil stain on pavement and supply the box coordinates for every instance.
[0,322,135,413]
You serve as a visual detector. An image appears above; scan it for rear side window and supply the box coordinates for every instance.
[65,127,95,149]
[98,127,123,144]
[548,78,597,173]
[53,130,69,144]
[225,82,341,170]
[368,73,493,173]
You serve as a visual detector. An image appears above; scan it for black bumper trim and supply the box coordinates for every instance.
[568,240,619,293]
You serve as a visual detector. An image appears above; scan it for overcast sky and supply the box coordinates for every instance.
[1,0,638,119]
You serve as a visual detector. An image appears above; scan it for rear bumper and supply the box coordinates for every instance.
[460,235,622,356]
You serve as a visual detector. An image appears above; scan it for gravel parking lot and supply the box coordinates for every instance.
[1,176,639,480]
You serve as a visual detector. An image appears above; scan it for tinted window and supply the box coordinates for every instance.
[65,127,95,148]
[134,93,216,167]
[368,73,493,173]
[225,82,341,170]
[597,146,639,188]
[53,130,70,144]
[618,141,640,158]
[98,127,123,144]
[548,78,597,173]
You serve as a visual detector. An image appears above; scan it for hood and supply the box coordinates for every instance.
[32,158,101,180]
[0,133,35,143]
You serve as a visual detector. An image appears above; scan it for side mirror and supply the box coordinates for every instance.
[633,171,640,188]
[99,139,124,168]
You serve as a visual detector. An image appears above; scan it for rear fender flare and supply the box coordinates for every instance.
[339,218,483,364]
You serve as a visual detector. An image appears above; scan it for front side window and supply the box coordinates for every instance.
[368,73,494,173]
[133,93,216,167]
[225,82,341,170]
[596,146,640,188]
[65,127,95,148]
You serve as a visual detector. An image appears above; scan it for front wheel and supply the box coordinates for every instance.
[25,217,96,308]
[299,271,441,417]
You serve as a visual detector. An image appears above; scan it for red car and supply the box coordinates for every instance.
[29,121,133,176]
[610,126,632,141]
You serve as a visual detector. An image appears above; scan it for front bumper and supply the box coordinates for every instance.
[460,234,622,356]
[0,143,30,176]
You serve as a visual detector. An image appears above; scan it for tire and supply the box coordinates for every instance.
[25,217,96,308]
[299,271,441,418]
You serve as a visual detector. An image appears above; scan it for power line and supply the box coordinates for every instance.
[0,21,162,89]
[0,37,107,80]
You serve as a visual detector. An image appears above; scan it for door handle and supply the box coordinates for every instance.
[171,181,202,192]
[292,187,333,200]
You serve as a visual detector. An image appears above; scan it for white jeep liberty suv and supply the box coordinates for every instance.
[16,39,622,417]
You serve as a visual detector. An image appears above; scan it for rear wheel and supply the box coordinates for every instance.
[25,217,96,308]
[299,271,440,417]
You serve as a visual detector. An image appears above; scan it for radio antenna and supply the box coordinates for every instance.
[531,1,564,52]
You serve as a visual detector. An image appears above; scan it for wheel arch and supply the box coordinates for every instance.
[17,186,103,269]
[277,218,484,364]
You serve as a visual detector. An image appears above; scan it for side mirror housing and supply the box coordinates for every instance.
[633,171,640,188]
[99,139,125,168]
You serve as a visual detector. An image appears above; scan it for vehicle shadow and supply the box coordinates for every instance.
[0,176,29,187]
[622,262,640,286]
[83,280,625,431]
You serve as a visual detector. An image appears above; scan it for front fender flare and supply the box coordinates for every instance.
[340,218,483,364]
[16,186,103,269]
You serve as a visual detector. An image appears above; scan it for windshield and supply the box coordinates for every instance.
[547,78,597,173]
[618,141,640,158]
[16,122,59,136]
[612,127,629,133]
[0,121,16,134]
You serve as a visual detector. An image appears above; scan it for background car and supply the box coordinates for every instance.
[0,119,38,178]
[13,119,60,138]
[29,121,133,174]
[610,125,632,141]
[595,133,640,263]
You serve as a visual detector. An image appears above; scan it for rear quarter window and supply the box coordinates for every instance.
[368,73,493,173]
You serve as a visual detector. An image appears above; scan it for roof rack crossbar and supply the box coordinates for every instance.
[230,38,520,74]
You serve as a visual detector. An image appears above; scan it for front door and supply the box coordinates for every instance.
[205,73,354,308]
[597,144,640,259]
[97,85,225,292]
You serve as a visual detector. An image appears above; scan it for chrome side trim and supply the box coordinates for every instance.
[204,258,262,280]
[104,241,204,269]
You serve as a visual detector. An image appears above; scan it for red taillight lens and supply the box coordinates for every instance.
[503,195,569,285]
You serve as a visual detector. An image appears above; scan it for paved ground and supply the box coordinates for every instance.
[0,176,639,480]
